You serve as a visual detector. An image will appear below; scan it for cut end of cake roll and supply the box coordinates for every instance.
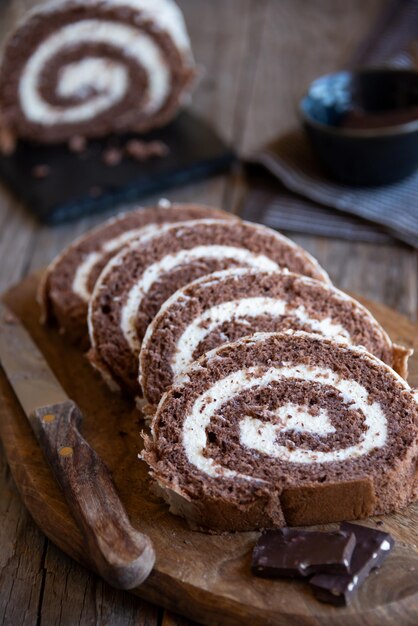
[38,201,236,347]
[392,343,414,380]
[143,331,418,532]
[87,219,330,394]
[0,0,196,145]
[139,268,409,407]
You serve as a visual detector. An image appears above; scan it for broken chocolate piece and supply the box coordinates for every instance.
[309,522,394,605]
[251,528,356,578]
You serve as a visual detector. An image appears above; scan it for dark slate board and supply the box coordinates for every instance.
[0,111,236,224]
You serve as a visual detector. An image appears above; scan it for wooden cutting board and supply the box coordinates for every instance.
[1,273,418,626]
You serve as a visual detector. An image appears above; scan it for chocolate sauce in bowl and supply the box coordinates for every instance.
[340,105,418,129]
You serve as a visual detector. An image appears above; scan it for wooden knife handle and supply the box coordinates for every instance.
[29,399,155,590]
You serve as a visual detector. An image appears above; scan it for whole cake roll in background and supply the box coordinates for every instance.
[0,0,196,147]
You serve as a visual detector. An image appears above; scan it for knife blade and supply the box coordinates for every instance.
[0,301,155,590]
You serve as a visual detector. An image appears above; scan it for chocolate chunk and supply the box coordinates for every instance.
[251,528,356,579]
[309,523,394,605]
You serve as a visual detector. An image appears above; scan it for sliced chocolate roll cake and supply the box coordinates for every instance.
[0,0,195,145]
[143,332,418,532]
[88,220,329,393]
[39,201,234,345]
[140,269,411,406]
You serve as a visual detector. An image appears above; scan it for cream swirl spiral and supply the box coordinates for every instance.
[139,268,403,406]
[0,0,195,142]
[39,202,235,346]
[143,332,418,531]
[87,219,329,394]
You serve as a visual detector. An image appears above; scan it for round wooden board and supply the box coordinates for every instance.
[1,273,418,626]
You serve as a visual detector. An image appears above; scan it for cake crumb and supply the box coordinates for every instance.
[32,164,50,179]
[0,123,16,155]
[125,139,169,161]
[89,186,103,198]
[102,147,123,167]
[68,135,87,153]
[3,310,16,324]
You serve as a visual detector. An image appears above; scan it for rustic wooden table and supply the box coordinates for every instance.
[1,0,417,624]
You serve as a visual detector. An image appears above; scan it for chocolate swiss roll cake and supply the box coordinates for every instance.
[0,0,195,145]
[139,269,411,406]
[39,201,234,345]
[88,219,329,394]
[143,331,418,532]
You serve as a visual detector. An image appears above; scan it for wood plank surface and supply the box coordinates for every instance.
[1,273,418,626]
[0,0,417,625]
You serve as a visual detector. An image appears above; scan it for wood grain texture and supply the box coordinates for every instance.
[27,398,155,590]
[0,440,46,626]
[38,542,161,626]
[1,272,418,626]
[0,0,417,624]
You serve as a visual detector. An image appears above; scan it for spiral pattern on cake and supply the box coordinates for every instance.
[39,201,235,345]
[87,219,330,394]
[0,0,195,143]
[143,332,418,532]
[140,268,410,406]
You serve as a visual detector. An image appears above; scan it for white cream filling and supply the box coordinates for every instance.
[250,403,337,436]
[182,364,387,480]
[29,0,192,55]
[20,20,170,125]
[107,0,192,53]
[57,57,126,100]
[72,251,103,303]
[121,246,280,353]
[171,298,350,377]
[72,225,159,302]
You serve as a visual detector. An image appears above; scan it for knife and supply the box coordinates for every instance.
[0,301,155,590]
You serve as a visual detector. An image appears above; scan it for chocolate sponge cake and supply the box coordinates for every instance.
[0,0,195,145]
[143,331,418,532]
[139,269,411,406]
[39,201,235,345]
[88,220,329,394]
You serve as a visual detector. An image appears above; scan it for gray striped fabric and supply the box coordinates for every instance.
[242,0,418,248]
[244,130,418,247]
[242,172,395,245]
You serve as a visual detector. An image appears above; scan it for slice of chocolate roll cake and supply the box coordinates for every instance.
[0,0,195,146]
[88,220,329,394]
[143,331,418,532]
[140,269,411,406]
[39,201,235,345]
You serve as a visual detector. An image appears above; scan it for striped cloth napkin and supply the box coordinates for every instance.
[242,0,418,248]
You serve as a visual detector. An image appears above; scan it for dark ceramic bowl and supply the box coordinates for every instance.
[299,69,418,186]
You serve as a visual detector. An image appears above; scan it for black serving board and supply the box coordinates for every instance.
[0,111,236,224]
